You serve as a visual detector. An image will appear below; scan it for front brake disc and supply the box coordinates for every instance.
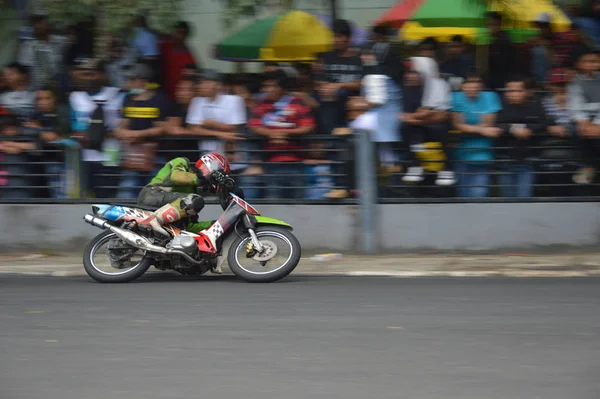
[252,240,278,262]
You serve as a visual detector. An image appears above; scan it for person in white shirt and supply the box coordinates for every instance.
[186,69,246,172]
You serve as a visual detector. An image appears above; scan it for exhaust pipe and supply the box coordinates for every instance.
[84,214,168,254]
[83,214,207,265]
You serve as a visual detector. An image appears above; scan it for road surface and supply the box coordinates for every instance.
[1,274,600,399]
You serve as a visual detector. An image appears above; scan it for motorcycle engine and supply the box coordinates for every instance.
[166,235,197,254]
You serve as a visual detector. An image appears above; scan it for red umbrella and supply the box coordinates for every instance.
[374,0,427,28]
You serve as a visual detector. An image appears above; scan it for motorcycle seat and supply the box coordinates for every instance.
[109,203,158,212]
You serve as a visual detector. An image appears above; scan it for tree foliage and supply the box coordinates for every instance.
[43,0,183,33]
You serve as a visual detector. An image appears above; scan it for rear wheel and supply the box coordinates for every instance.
[83,230,152,283]
[227,226,301,283]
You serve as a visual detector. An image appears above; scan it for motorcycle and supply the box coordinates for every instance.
[82,193,301,283]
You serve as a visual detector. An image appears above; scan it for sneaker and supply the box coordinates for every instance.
[573,168,595,184]
[435,170,457,186]
[402,166,424,183]
[323,189,349,199]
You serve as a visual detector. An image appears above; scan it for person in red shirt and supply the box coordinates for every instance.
[248,70,316,199]
[159,21,198,100]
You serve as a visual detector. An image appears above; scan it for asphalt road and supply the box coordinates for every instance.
[1,274,600,399]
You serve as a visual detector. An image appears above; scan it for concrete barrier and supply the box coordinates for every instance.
[0,203,598,253]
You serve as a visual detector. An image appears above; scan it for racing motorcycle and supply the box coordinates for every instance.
[82,194,301,283]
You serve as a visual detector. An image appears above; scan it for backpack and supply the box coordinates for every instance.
[85,100,107,151]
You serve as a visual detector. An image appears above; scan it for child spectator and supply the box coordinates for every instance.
[25,86,69,198]
[496,75,547,198]
[0,113,40,199]
[248,70,316,199]
[0,62,35,124]
[451,73,503,198]
[568,48,600,184]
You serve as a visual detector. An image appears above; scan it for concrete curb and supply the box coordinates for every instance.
[2,254,600,278]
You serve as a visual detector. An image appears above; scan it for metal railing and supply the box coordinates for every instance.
[0,132,598,204]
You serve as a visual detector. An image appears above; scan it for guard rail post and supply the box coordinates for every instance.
[354,129,377,254]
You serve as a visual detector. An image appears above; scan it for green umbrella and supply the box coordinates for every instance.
[410,0,489,28]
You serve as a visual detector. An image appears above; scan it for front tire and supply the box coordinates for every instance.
[227,226,301,283]
[83,230,153,283]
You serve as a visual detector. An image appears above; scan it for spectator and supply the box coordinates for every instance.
[115,63,167,199]
[69,58,121,199]
[106,38,134,90]
[451,73,503,198]
[574,0,600,46]
[568,48,600,184]
[540,68,580,196]
[0,62,35,124]
[370,25,404,87]
[25,86,69,198]
[164,77,197,161]
[400,65,454,186]
[248,70,316,199]
[129,15,160,86]
[528,13,579,86]
[440,35,475,90]
[349,45,402,175]
[486,12,516,91]
[17,14,64,91]
[0,113,40,199]
[186,69,245,156]
[315,19,362,199]
[496,75,547,198]
[160,21,198,100]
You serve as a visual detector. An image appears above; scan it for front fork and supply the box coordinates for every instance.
[243,214,264,256]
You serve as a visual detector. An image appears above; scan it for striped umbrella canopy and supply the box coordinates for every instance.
[400,22,539,44]
[376,0,571,32]
[216,10,362,62]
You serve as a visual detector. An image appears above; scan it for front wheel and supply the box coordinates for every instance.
[227,226,301,283]
[83,230,153,283]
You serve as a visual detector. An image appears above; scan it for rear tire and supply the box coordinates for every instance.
[83,230,153,283]
[227,226,301,283]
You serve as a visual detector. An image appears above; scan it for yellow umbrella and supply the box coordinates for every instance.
[400,22,481,43]
[489,0,572,32]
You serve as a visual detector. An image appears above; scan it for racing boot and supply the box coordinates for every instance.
[139,195,205,238]
[138,201,185,238]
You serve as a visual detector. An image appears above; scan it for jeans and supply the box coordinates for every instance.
[265,163,304,200]
[118,170,150,199]
[237,173,264,201]
[499,164,534,198]
[455,162,490,198]
[45,162,66,199]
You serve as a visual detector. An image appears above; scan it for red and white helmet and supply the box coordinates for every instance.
[195,152,231,177]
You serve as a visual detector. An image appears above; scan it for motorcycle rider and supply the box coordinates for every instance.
[137,152,243,237]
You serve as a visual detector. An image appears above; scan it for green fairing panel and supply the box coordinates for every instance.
[187,216,291,234]
[255,216,292,229]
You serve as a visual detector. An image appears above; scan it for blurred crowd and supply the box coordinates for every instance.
[2,6,600,201]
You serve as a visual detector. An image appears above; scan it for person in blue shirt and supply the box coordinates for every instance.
[451,73,503,198]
